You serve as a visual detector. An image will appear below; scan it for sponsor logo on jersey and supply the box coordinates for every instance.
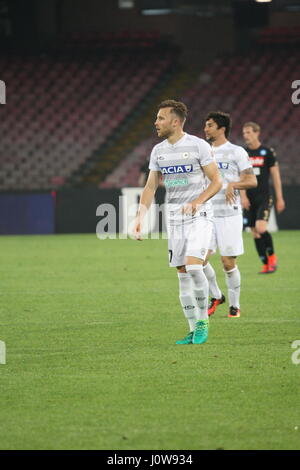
[161,164,193,174]
[217,162,229,169]
[249,156,265,167]
[165,178,188,188]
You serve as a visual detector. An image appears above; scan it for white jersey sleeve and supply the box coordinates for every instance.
[148,145,161,172]
[235,147,253,172]
[197,139,215,167]
[211,141,252,218]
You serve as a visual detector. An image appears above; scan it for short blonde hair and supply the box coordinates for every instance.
[243,121,260,132]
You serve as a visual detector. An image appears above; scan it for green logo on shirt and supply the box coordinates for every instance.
[165,178,189,188]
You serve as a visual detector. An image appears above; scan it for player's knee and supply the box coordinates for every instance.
[221,257,236,271]
[255,223,267,235]
[176,265,186,273]
[223,262,235,271]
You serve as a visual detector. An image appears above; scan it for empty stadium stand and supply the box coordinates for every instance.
[0,39,299,190]
[0,39,176,190]
[103,50,300,187]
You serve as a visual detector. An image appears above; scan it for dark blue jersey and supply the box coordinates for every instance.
[245,145,277,198]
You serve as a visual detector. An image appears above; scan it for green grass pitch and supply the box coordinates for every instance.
[0,231,299,450]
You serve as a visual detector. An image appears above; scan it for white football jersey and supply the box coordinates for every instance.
[211,141,252,217]
[149,133,214,225]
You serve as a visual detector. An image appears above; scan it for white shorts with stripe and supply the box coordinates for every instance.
[209,214,244,257]
[168,216,213,267]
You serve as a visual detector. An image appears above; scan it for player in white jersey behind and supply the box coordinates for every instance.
[203,111,257,318]
[133,100,222,344]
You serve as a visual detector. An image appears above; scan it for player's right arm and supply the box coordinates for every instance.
[133,170,161,240]
[182,161,222,216]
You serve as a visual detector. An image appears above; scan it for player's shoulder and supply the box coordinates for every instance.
[151,139,168,154]
[185,133,203,143]
[226,141,244,152]
[226,141,249,157]
[186,133,211,150]
[260,145,276,157]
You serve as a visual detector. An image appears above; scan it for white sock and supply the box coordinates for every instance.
[224,266,241,309]
[186,265,209,320]
[203,262,222,299]
[177,272,197,332]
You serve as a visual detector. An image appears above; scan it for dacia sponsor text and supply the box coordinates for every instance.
[161,165,193,175]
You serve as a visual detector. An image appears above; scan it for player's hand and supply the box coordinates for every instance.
[133,219,143,241]
[182,200,201,216]
[241,196,251,210]
[276,198,286,213]
[225,183,236,205]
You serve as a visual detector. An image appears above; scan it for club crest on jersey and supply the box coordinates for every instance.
[217,162,229,169]
[183,152,189,159]
[161,164,193,175]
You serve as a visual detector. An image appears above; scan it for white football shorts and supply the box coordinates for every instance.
[209,214,244,257]
[168,216,213,267]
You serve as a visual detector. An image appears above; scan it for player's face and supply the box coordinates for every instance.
[243,126,259,146]
[204,119,223,143]
[155,107,176,139]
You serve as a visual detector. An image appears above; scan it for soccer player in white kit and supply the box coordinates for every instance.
[203,111,257,318]
[133,100,222,344]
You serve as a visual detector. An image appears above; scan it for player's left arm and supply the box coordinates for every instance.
[270,164,286,213]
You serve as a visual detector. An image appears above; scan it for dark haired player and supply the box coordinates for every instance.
[203,112,257,318]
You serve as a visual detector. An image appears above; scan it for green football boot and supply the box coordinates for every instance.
[192,319,209,344]
[176,331,193,345]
